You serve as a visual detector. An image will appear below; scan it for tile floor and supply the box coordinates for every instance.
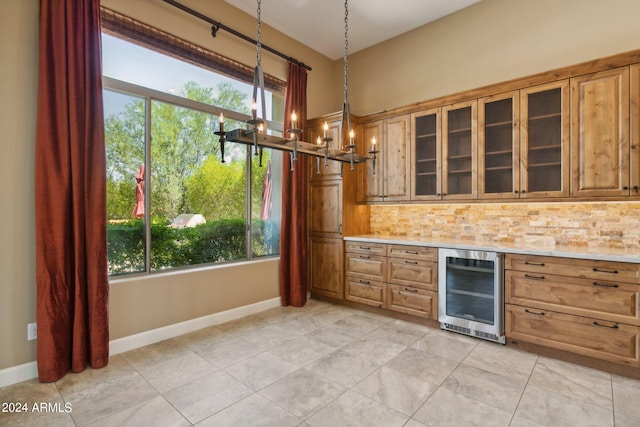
[2,298,640,426]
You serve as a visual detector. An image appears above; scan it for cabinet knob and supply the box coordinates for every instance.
[623,186,629,190]
[514,190,519,194]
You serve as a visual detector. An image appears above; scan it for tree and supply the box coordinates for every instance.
[104,81,251,221]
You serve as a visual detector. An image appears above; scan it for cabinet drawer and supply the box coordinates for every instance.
[345,254,386,280]
[387,284,437,319]
[506,271,640,325]
[387,245,437,261]
[387,257,437,290]
[345,241,387,256]
[505,304,640,367]
[506,254,640,285]
[345,276,385,307]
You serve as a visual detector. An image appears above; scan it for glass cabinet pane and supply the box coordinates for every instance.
[483,98,514,194]
[446,106,474,196]
[526,88,562,192]
[414,113,438,196]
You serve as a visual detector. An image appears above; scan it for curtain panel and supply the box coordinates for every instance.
[279,62,308,307]
[35,0,109,382]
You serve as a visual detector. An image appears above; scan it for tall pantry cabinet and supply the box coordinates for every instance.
[307,114,370,300]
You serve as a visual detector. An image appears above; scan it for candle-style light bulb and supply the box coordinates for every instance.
[251,100,257,120]
[349,129,355,144]
[218,113,224,132]
[371,136,376,151]
[317,136,322,146]
[291,111,297,129]
[323,122,329,138]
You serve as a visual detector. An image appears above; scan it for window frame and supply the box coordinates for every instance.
[102,9,285,277]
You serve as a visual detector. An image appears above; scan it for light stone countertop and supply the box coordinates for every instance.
[344,234,640,264]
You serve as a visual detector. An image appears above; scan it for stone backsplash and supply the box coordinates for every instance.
[369,202,640,250]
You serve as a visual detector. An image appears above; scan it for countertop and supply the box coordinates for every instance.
[344,234,640,264]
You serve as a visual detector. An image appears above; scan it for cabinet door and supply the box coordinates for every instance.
[383,115,411,201]
[631,64,640,196]
[308,121,343,180]
[309,237,344,299]
[411,108,442,200]
[478,91,520,199]
[520,81,570,198]
[571,67,630,197]
[357,120,384,202]
[309,180,342,237]
[442,100,477,199]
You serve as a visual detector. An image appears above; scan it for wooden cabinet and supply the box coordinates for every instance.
[309,237,344,299]
[308,120,342,180]
[442,100,477,199]
[571,67,630,197]
[358,115,411,202]
[386,245,438,319]
[411,108,442,200]
[344,241,438,318]
[630,64,640,196]
[505,253,640,368]
[307,114,370,301]
[478,91,520,198]
[344,242,387,307]
[520,81,570,198]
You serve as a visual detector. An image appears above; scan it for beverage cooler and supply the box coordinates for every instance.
[438,248,505,344]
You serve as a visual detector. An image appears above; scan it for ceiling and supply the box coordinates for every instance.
[224,0,482,60]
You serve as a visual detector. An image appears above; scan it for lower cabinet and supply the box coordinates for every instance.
[344,241,438,319]
[505,253,640,368]
[309,237,344,299]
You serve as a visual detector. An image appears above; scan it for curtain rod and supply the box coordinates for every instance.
[162,0,312,71]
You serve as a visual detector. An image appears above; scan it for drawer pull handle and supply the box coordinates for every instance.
[524,274,545,280]
[592,267,618,274]
[359,255,371,259]
[524,309,545,316]
[359,246,371,250]
[593,321,619,329]
[405,260,418,265]
[359,280,370,285]
[404,288,419,293]
[405,251,419,255]
[524,261,545,266]
[592,282,619,288]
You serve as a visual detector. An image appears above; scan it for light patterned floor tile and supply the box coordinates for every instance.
[196,393,301,427]
[86,395,189,427]
[612,374,640,419]
[462,340,537,382]
[384,348,459,385]
[259,369,345,419]
[515,384,613,427]
[306,349,381,388]
[352,366,437,416]
[413,387,512,427]
[132,351,217,393]
[224,351,299,390]
[441,363,525,413]
[163,371,253,424]
[411,331,478,362]
[269,335,337,367]
[306,390,408,427]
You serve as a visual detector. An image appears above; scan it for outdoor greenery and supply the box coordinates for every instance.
[105,81,274,275]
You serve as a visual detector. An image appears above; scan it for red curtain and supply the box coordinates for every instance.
[35,0,109,382]
[280,63,308,307]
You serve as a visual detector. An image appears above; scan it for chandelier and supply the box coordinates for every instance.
[215,0,377,173]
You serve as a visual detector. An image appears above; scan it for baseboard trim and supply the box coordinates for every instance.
[0,296,281,388]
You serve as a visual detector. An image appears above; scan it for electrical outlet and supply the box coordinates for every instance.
[27,323,37,341]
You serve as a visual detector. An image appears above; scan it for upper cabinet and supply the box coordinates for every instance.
[478,91,520,199]
[571,67,630,197]
[411,107,442,200]
[520,81,570,198]
[442,100,477,200]
[357,115,411,202]
[308,120,342,180]
[630,64,640,196]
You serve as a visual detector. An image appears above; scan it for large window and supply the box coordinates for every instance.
[103,32,283,276]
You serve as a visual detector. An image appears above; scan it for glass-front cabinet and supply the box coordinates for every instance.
[411,107,441,200]
[442,100,477,199]
[478,91,519,198]
[520,81,570,198]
